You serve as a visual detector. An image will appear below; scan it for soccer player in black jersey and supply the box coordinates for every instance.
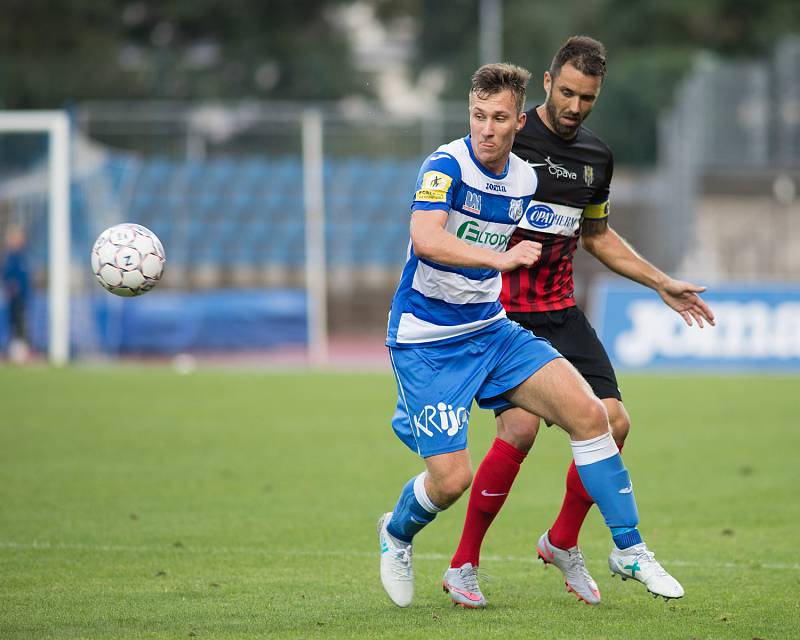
[445,36,715,606]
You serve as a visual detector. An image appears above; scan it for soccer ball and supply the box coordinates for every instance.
[91,223,166,297]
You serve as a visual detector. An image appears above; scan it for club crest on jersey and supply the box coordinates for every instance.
[508,198,524,222]
[413,402,469,438]
[584,165,594,186]
[463,190,482,214]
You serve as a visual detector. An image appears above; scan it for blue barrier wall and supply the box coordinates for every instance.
[590,280,800,371]
[0,289,307,355]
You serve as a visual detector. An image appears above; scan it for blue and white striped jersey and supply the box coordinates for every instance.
[387,136,538,348]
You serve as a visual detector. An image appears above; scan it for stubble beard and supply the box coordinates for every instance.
[545,95,583,139]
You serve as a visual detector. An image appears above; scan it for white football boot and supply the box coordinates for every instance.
[609,542,684,600]
[378,512,414,607]
[442,562,487,608]
[537,530,601,605]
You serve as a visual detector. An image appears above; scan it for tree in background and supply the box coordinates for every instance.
[391,0,800,163]
[0,0,363,105]
[1,0,798,164]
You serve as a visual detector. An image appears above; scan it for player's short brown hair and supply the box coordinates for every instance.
[550,36,607,80]
[470,63,532,116]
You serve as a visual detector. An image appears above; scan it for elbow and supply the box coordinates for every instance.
[411,232,436,260]
[581,236,597,255]
[412,240,434,260]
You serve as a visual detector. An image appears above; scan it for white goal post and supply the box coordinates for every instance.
[302,109,328,367]
[0,111,71,366]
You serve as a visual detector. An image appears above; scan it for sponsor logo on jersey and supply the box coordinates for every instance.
[584,165,594,186]
[508,198,524,222]
[456,220,509,247]
[485,182,507,193]
[519,201,582,236]
[463,190,482,214]
[544,156,577,180]
[415,170,452,203]
[525,204,575,230]
[413,402,469,438]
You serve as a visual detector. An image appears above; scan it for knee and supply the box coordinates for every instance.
[609,406,631,444]
[496,410,540,452]
[573,397,609,440]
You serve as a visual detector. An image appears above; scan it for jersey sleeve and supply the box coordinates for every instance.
[584,153,613,221]
[411,151,461,212]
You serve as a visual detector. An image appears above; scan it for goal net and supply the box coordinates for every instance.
[0,108,329,366]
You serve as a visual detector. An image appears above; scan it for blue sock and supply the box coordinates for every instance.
[386,473,441,543]
[571,433,641,549]
[611,527,643,549]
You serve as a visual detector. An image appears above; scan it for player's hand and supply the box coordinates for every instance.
[658,278,716,328]
[496,240,542,272]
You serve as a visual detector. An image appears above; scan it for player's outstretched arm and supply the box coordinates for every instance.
[581,219,715,328]
[411,210,541,272]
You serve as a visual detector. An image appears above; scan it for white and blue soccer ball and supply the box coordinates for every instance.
[91,223,166,297]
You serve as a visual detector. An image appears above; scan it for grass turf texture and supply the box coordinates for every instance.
[0,367,798,639]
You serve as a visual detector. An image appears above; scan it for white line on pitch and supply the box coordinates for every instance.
[1,540,798,572]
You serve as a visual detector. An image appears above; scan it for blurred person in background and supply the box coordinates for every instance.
[377,61,684,611]
[445,36,715,608]
[2,225,31,364]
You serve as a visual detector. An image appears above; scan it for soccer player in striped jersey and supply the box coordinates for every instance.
[446,37,715,607]
[378,61,692,611]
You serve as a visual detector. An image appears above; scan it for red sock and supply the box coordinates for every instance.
[450,437,527,568]
[549,441,624,550]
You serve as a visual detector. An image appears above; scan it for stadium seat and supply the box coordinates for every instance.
[52,153,420,273]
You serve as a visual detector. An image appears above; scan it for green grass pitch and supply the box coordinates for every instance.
[1,367,798,639]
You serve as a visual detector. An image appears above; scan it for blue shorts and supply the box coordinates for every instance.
[389,318,561,458]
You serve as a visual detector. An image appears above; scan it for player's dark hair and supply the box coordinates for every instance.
[550,36,607,80]
[470,63,531,115]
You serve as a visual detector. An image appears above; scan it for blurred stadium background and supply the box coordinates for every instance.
[2,4,800,639]
[1,0,799,370]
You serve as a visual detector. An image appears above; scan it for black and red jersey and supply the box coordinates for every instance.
[501,107,613,312]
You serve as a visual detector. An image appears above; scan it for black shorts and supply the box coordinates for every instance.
[496,306,621,416]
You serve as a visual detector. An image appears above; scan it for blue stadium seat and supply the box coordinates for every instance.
[136,157,174,194]
[65,153,420,271]
[175,160,208,192]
